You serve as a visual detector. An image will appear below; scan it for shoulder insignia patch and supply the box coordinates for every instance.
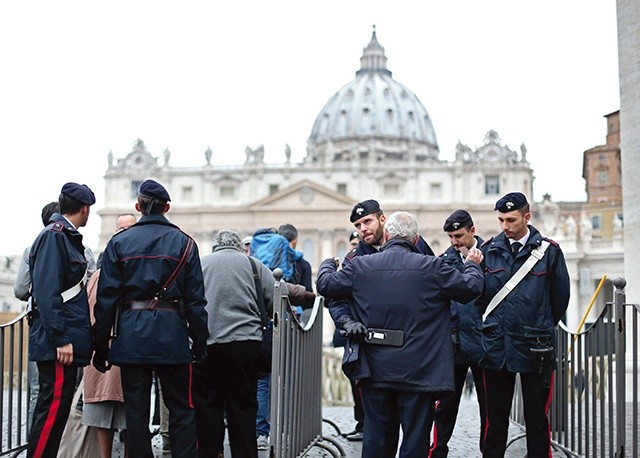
[50,223,64,232]
[344,248,357,262]
[542,237,559,247]
[480,237,493,247]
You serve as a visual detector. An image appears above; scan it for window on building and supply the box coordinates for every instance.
[485,175,500,195]
[220,185,235,198]
[131,180,143,199]
[337,183,347,195]
[590,215,602,231]
[384,183,400,196]
[269,184,279,195]
[597,171,608,183]
[182,186,193,201]
[430,183,442,199]
[337,242,347,263]
[302,239,315,266]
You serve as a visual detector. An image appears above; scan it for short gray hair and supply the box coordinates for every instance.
[385,212,419,241]
[212,229,243,251]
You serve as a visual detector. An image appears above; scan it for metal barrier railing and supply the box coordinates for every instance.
[1,312,29,457]
[269,270,345,458]
[509,278,639,457]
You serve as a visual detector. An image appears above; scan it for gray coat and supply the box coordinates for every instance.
[200,246,275,345]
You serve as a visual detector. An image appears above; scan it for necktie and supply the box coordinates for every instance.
[511,241,522,257]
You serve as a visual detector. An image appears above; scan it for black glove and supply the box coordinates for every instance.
[192,343,208,364]
[92,349,112,374]
[341,317,367,342]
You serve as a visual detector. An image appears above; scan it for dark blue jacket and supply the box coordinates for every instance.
[477,225,570,373]
[29,213,92,364]
[327,235,434,325]
[441,236,484,365]
[317,238,483,393]
[94,214,209,365]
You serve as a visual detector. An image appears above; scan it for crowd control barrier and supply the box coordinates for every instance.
[509,278,639,457]
[0,312,29,457]
[269,269,345,458]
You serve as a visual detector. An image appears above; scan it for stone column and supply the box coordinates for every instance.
[617,0,640,371]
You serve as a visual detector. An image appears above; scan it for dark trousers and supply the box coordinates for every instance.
[27,361,77,458]
[482,369,554,458]
[429,364,485,457]
[361,387,436,458]
[120,363,197,458]
[351,380,365,431]
[192,341,261,458]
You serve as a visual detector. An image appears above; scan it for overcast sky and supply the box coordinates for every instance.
[0,1,619,255]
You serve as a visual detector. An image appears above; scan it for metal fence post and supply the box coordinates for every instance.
[614,277,626,458]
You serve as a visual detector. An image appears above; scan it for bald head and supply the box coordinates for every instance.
[116,213,137,232]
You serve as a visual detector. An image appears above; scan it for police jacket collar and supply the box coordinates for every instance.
[490,225,543,252]
[135,214,178,229]
[49,213,84,250]
[381,238,419,253]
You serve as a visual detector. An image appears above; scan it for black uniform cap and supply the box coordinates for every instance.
[61,182,96,205]
[350,199,381,223]
[139,179,171,202]
[349,230,359,241]
[443,209,473,232]
[494,192,528,213]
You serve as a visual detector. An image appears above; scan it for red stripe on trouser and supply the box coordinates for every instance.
[482,370,490,450]
[544,372,555,458]
[188,363,194,408]
[33,362,64,458]
[428,400,441,457]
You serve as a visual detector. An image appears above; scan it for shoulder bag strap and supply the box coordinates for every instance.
[482,241,550,322]
[249,257,268,327]
[155,237,195,300]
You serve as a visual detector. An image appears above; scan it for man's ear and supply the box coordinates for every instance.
[164,203,171,213]
[134,202,141,212]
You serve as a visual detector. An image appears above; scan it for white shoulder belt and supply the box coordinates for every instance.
[482,241,550,322]
[61,269,88,303]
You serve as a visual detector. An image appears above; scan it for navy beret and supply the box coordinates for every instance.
[61,182,96,205]
[494,192,528,213]
[443,209,473,232]
[350,199,381,223]
[138,179,171,202]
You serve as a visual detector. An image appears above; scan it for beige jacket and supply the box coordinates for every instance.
[82,270,124,403]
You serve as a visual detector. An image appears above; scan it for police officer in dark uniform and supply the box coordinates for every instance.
[327,199,435,441]
[27,182,96,458]
[318,211,484,457]
[430,210,486,457]
[478,192,570,457]
[93,179,209,458]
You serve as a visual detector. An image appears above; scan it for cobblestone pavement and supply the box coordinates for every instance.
[111,389,549,457]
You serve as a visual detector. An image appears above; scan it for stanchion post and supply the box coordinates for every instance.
[613,277,626,458]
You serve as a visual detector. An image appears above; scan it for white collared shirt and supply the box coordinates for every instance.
[509,230,530,251]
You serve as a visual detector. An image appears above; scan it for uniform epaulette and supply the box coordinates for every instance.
[542,237,559,247]
[49,222,64,233]
[344,248,357,262]
[480,237,493,248]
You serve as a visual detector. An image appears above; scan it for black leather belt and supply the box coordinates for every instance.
[122,300,181,311]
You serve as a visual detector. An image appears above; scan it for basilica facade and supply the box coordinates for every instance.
[96,31,628,334]
[98,30,533,266]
